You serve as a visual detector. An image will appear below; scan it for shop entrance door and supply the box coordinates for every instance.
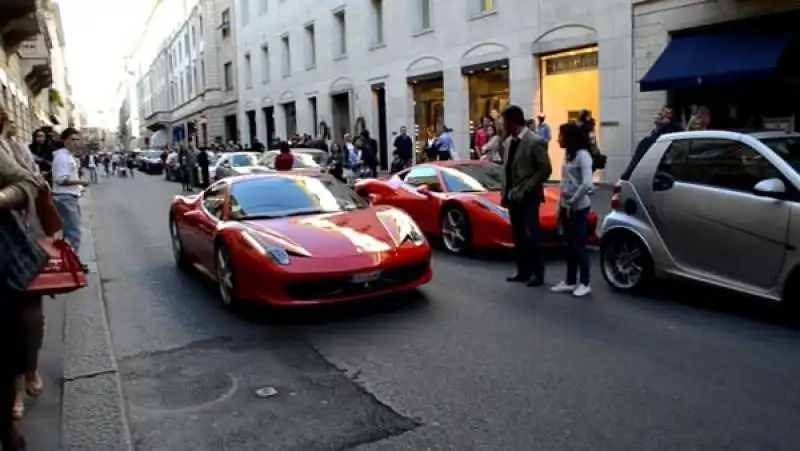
[331,92,351,142]
[246,110,256,145]
[262,106,275,145]
[540,47,599,178]
[372,84,389,170]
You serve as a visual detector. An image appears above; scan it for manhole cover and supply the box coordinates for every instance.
[128,365,236,411]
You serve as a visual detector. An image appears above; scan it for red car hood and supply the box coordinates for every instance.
[240,207,413,258]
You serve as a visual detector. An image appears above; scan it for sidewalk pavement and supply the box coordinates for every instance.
[21,297,64,450]
[55,189,132,450]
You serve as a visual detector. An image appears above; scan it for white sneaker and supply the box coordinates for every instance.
[550,281,576,293]
[572,284,592,297]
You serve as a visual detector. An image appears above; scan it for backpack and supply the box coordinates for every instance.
[591,150,607,172]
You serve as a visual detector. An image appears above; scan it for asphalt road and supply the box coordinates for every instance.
[87,172,800,451]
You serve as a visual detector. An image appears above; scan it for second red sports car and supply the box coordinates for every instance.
[169,173,432,307]
[355,161,598,254]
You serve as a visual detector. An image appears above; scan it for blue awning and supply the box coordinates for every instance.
[639,31,792,92]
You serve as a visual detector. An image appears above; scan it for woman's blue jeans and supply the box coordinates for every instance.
[561,206,590,285]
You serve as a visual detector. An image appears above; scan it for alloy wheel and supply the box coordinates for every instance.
[216,248,235,305]
[441,208,468,253]
[602,236,646,290]
[170,221,182,262]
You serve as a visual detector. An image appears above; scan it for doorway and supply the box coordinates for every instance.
[539,47,599,177]
[308,97,318,136]
[331,92,351,142]
[282,102,297,137]
[224,115,238,142]
[245,110,256,145]
[262,106,275,144]
[410,76,444,154]
[372,84,389,170]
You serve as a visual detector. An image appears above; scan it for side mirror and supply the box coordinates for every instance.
[221,162,231,168]
[753,178,786,196]
[417,184,432,196]
[367,193,379,204]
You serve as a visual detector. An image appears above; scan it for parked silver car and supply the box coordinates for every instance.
[599,130,800,306]
[260,148,327,171]
[212,152,265,181]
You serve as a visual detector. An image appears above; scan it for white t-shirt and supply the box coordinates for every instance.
[52,148,82,196]
[88,155,97,168]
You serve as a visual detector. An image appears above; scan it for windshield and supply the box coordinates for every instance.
[231,154,257,167]
[147,151,161,159]
[228,175,368,219]
[442,164,504,192]
[761,137,800,172]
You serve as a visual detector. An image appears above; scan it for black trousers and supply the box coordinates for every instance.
[509,198,545,279]
[0,286,40,449]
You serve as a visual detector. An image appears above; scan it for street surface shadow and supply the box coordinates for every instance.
[625,278,793,328]
[119,337,420,451]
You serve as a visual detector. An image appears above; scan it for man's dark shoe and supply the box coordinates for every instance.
[80,263,90,273]
[506,273,530,282]
[525,275,545,287]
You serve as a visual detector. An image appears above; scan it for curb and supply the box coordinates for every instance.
[61,189,133,451]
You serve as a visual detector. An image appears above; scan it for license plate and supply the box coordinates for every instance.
[351,271,381,283]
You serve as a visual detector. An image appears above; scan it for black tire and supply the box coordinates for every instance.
[169,216,190,271]
[599,230,654,292]
[440,204,473,254]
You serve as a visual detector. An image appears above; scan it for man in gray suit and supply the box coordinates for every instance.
[501,105,552,286]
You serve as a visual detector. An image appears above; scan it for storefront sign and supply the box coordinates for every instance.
[544,52,599,75]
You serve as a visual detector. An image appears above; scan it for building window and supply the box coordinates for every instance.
[333,9,346,57]
[199,15,203,35]
[370,0,384,46]
[478,0,494,13]
[224,62,233,90]
[201,60,206,88]
[244,53,252,88]
[193,64,198,92]
[259,0,267,15]
[240,0,249,25]
[184,34,190,57]
[281,34,291,76]
[221,9,231,38]
[191,26,196,47]
[304,23,316,68]
[186,69,193,96]
[419,0,431,30]
[261,45,270,84]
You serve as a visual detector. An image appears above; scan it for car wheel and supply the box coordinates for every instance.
[600,230,653,292]
[440,205,472,254]
[215,243,239,307]
[169,217,189,271]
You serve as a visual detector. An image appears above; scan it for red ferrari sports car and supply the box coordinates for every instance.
[355,161,598,254]
[168,173,432,307]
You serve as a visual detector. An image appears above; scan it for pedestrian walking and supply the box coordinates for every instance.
[197,147,210,188]
[535,113,551,145]
[87,153,98,183]
[550,123,594,297]
[392,126,413,170]
[179,147,191,192]
[501,105,552,287]
[52,128,89,260]
[126,153,136,178]
[436,127,458,161]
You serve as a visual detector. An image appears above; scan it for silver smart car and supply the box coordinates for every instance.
[599,130,800,305]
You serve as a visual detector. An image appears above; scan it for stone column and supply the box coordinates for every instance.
[509,53,537,118]
[443,67,468,160]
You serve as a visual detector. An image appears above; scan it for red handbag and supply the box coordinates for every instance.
[27,238,87,295]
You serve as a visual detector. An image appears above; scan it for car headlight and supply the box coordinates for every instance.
[396,213,425,246]
[240,230,291,265]
[473,197,509,219]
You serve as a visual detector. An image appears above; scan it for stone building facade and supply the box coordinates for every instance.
[235,0,633,180]
[137,0,239,148]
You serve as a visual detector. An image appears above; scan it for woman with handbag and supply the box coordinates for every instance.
[0,112,59,425]
[0,143,42,451]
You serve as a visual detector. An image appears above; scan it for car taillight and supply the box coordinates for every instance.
[610,182,622,210]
